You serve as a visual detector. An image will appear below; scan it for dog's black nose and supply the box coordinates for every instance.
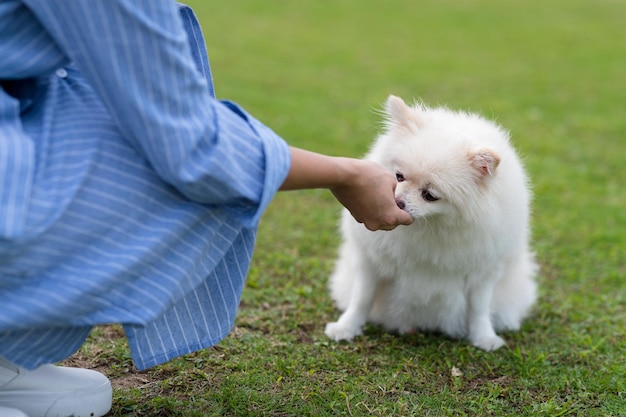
[396,199,406,210]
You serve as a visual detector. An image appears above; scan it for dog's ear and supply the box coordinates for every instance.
[384,95,423,131]
[470,149,500,177]
[385,95,411,124]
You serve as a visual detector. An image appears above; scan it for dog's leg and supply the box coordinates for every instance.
[466,275,505,351]
[325,268,378,342]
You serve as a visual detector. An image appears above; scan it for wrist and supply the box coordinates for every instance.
[329,157,357,189]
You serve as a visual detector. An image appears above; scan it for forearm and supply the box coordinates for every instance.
[279,147,353,191]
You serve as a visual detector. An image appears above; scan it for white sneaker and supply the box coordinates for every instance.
[0,357,112,417]
[0,406,29,417]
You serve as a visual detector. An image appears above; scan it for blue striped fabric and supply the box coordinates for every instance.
[0,1,291,370]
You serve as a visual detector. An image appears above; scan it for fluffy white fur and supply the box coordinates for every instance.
[325,95,538,351]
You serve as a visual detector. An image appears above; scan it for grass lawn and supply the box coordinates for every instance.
[65,0,625,415]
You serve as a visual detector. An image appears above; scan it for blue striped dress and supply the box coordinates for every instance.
[0,1,291,370]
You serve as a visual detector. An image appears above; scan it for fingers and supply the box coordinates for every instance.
[397,210,414,226]
[358,197,414,231]
[362,209,413,231]
[330,158,414,231]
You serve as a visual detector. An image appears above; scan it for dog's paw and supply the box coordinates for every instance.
[398,327,417,335]
[325,322,362,342]
[472,335,506,352]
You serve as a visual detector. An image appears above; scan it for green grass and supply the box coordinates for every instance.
[68,0,625,415]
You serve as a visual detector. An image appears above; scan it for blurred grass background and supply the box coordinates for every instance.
[83,0,625,415]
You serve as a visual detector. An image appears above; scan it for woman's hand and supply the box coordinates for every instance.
[329,158,413,231]
[280,147,413,231]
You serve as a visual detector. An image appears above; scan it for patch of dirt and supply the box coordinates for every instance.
[110,373,156,390]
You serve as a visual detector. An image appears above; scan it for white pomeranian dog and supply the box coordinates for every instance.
[325,95,538,351]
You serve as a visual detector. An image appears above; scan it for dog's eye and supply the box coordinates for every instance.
[395,172,405,182]
[421,189,439,202]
